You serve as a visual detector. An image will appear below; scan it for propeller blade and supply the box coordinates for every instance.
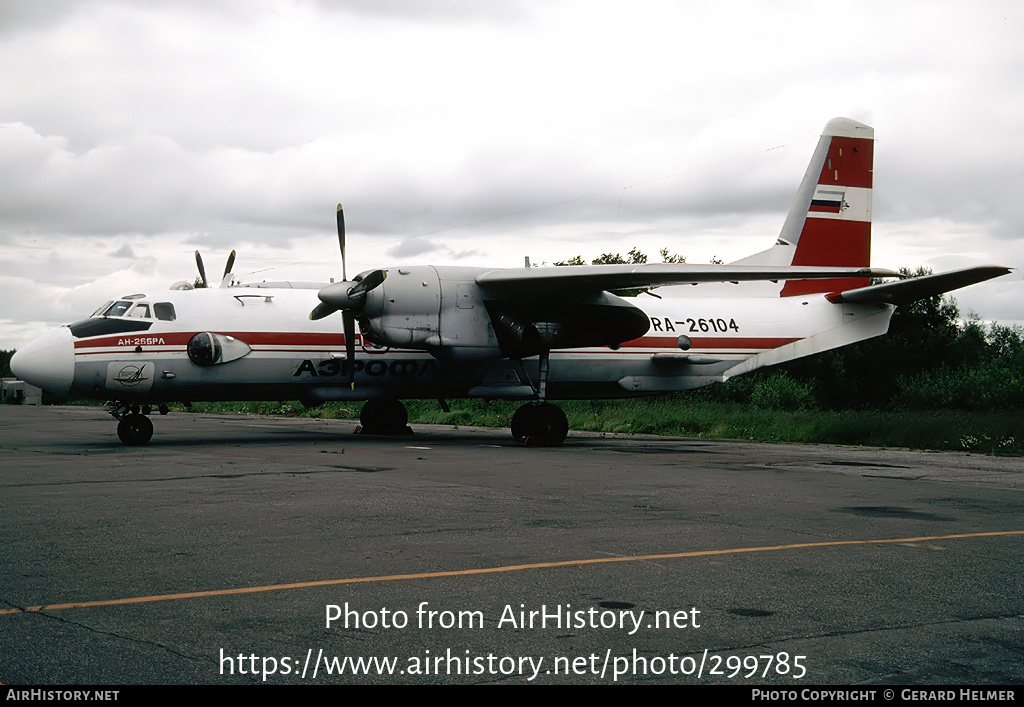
[343,311,356,389]
[337,204,347,282]
[309,301,339,321]
[222,250,236,283]
[195,251,208,288]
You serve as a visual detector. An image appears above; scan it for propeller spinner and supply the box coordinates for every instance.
[310,204,386,388]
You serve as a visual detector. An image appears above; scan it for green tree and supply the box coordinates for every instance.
[777,267,1003,409]
[553,255,586,266]
[556,247,685,266]
[659,248,686,264]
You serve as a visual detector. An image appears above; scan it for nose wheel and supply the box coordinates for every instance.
[116,413,154,446]
[108,402,157,446]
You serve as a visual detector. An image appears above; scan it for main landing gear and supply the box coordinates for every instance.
[510,349,569,447]
[511,401,568,447]
[108,402,168,446]
[357,398,411,436]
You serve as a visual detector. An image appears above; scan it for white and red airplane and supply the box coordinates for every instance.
[11,118,1011,446]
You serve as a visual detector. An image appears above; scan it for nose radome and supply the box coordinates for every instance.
[10,327,75,396]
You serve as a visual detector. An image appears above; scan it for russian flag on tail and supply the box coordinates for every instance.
[808,187,847,214]
[780,118,874,297]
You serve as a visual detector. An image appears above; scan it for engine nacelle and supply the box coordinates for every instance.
[360,266,503,360]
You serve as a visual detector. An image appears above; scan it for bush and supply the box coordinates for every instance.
[750,372,815,411]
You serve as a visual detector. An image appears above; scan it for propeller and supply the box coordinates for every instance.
[194,250,237,289]
[310,204,387,388]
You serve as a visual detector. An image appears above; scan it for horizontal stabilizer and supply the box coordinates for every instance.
[826,266,1013,305]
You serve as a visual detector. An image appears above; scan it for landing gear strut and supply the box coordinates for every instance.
[511,349,568,447]
[357,398,411,435]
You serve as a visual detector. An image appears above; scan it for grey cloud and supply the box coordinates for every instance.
[318,0,530,23]
[386,236,442,259]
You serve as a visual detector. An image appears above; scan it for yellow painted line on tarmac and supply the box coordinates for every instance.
[2,530,1021,617]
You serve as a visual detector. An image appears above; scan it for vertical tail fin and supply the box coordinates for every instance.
[779,117,874,296]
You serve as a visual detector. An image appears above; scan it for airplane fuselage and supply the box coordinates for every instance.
[18,266,895,408]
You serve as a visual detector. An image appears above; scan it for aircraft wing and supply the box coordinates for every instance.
[475,264,901,292]
[826,266,1013,305]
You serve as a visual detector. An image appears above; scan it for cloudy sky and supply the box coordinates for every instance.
[2,0,1022,349]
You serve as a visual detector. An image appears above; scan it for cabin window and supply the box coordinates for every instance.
[154,302,176,321]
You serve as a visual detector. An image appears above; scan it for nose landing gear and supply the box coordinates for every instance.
[117,412,154,446]
[107,402,166,445]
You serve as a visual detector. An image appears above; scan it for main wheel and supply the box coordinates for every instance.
[511,402,568,447]
[359,398,409,432]
[117,414,154,446]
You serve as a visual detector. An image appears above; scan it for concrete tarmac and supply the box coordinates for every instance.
[1,405,1022,685]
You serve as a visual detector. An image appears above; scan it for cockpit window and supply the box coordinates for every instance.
[154,302,176,321]
[103,301,133,317]
[81,299,174,332]
[92,300,168,319]
[128,303,151,318]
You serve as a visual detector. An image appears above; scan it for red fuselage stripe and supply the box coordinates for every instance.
[74,331,348,350]
[73,331,800,353]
